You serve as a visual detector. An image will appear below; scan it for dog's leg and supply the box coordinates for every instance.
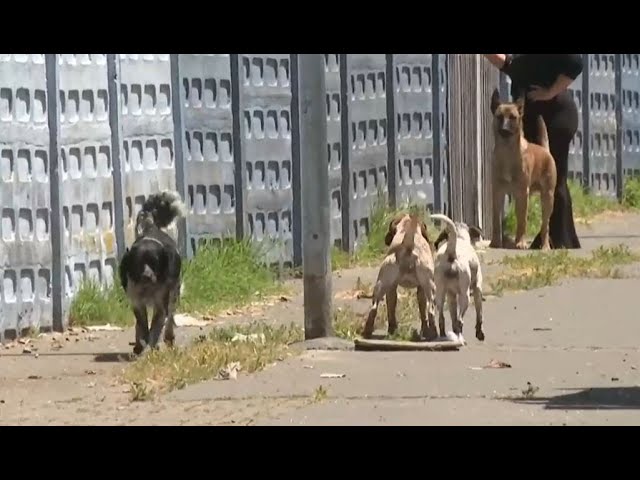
[455,278,471,344]
[490,186,505,248]
[418,284,437,341]
[364,280,388,339]
[386,286,398,336]
[472,283,485,341]
[133,305,149,355]
[446,291,458,338]
[514,189,529,249]
[539,189,554,251]
[148,296,167,350]
[163,288,178,347]
[435,281,447,340]
[427,276,437,338]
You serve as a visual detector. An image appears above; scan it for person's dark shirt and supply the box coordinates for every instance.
[503,54,583,99]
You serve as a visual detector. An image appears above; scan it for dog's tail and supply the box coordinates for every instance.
[140,190,187,229]
[386,214,418,257]
[537,115,550,151]
[430,213,458,260]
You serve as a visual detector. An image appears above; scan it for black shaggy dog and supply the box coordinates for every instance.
[119,191,187,355]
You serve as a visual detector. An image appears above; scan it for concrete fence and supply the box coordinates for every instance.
[0,53,638,340]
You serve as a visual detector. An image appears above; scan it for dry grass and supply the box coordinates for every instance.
[488,244,638,296]
[123,321,303,401]
[333,292,423,342]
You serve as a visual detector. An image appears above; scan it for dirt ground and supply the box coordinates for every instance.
[2,213,640,426]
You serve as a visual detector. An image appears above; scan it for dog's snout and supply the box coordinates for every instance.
[141,264,157,282]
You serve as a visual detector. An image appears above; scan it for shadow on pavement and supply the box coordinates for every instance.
[510,387,640,410]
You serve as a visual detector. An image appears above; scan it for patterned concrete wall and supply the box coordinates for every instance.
[58,54,118,317]
[393,54,436,212]
[179,54,236,256]
[588,54,618,196]
[0,55,52,338]
[621,54,640,177]
[119,54,177,247]
[240,54,294,268]
[344,54,389,251]
[324,54,343,249]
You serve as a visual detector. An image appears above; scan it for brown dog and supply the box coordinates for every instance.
[489,89,557,250]
[363,213,437,340]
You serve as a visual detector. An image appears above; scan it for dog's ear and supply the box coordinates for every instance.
[490,88,501,115]
[469,226,484,245]
[384,217,402,246]
[434,230,448,250]
[515,94,525,117]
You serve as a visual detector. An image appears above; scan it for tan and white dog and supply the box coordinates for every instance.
[431,213,485,344]
[363,213,438,340]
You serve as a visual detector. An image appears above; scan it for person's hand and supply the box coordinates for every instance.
[527,85,555,102]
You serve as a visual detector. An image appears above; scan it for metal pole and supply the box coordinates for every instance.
[169,54,189,258]
[106,54,127,260]
[614,53,624,201]
[45,54,64,332]
[298,54,332,340]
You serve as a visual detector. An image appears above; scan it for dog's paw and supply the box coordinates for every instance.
[132,343,144,355]
[489,240,502,249]
[445,331,459,342]
[475,329,485,342]
[515,240,528,250]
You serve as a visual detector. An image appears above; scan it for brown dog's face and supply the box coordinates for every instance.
[384,214,430,247]
[490,89,524,140]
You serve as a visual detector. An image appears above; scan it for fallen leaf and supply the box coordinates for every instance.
[27,375,41,380]
[632,366,637,370]
[87,382,96,388]
[279,295,291,302]
[320,373,346,379]
[85,370,97,375]
[85,324,124,332]
[18,338,30,345]
[22,347,32,355]
[611,377,620,382]
[485,359,512,369]
[303,365,314,369]
[533,328,552,332]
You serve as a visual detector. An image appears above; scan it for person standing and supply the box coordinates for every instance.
[483,54,584,249]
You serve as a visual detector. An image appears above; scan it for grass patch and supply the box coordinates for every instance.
[68,276,132,328]
[123,321,303,400]
[332,195,434,271]
[503,180,625,239]
[68,238,287,327]
[622,176,640,209]
[179,239,286,316]
[489,244,638,296]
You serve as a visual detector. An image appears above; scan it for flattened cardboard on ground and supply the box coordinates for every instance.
[354,338,464,352]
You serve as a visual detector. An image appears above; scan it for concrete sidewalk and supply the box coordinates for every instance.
[167,214,640,426]
[2,212,640,425]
